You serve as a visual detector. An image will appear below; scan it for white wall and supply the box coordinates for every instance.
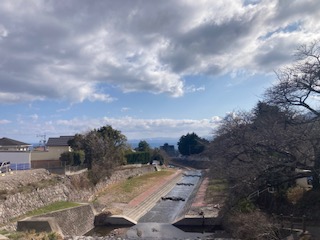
[0,152,31,170]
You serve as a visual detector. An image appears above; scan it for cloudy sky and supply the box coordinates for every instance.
[0,0,319,144]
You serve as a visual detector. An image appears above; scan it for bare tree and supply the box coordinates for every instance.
[265,41,320,117]
[206,103,314,201]
[265,41,320,188]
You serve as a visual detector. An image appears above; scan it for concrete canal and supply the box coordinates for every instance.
[138,170,201,223]
[87,169,229,239]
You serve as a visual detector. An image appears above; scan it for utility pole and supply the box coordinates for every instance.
[36,134,47,151]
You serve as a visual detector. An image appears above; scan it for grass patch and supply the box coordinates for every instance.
[2,202,81,230]
[1,230,63,240]
[24,201,81,217]
[97,169,176,205]
[207,179,228,192]
[0,177,63,199]
[17,177,61,194]
[205,179,228,204]
[121,170,172,194]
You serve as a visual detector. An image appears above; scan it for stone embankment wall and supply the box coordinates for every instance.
[0,165,155,225]
[42,204,95,236]
[17,204,95,236]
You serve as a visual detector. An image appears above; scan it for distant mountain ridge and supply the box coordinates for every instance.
[127,137,179,148]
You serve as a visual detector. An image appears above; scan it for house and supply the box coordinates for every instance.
[31,136,74,169]
[160,143,176,157]
[0,137,31,152]
[0,137,32,170]
[46,136,74,153]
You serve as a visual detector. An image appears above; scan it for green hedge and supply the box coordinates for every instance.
[125,151,151,164]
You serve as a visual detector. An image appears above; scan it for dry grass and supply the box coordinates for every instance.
[205,178,228,204]
[96,169,176,209]
[287,186,306,205]
[0,229,63,240]
[225,210,280,240]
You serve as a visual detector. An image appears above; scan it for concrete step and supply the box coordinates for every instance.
[124,172,183,221]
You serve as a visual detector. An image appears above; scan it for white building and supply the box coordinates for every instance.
[0,137,32,170]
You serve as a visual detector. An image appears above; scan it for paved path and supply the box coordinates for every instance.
[124,169,183,221]
[192,177,209,207]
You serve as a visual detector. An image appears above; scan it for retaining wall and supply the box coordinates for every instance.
[0,165,155,226]
[17,204,95,236]
[41,204,95,236]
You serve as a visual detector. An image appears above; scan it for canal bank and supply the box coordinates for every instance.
[17,168,231,239]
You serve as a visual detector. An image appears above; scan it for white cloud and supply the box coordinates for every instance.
[53,116,222,139]
[0,0,319,103]
[0,119,10,124]
[30,114,39,121]
[185,85,205,93]
[0,24,8,38]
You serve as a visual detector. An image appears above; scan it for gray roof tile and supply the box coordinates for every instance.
[0,137,31,146]
[47,136,74,146]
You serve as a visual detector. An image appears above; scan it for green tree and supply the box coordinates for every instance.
[136,140,151,152]
[59,150,85,166]
[68,134,85,151]
[70,125,128,184]
[125,151,150,164]
[178,132,207,156]
[73,150,85,166]
[60,152,74,166]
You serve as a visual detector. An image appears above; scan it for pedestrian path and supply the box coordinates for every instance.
[124,170,183,221]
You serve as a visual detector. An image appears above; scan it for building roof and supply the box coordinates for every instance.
[0,137,31,147]
[47,136,74,146]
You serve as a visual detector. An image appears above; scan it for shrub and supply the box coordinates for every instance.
[287,186,305,205]
[236,199,256,213]
[125,151,150,164]
[0,189,7,200]
[224,209,280,240]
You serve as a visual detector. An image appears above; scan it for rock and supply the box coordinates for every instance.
[0,234,8,240]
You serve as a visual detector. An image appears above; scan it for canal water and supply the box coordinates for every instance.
[139,169,202,223]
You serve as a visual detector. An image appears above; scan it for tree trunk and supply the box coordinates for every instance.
[312,144,320,189]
